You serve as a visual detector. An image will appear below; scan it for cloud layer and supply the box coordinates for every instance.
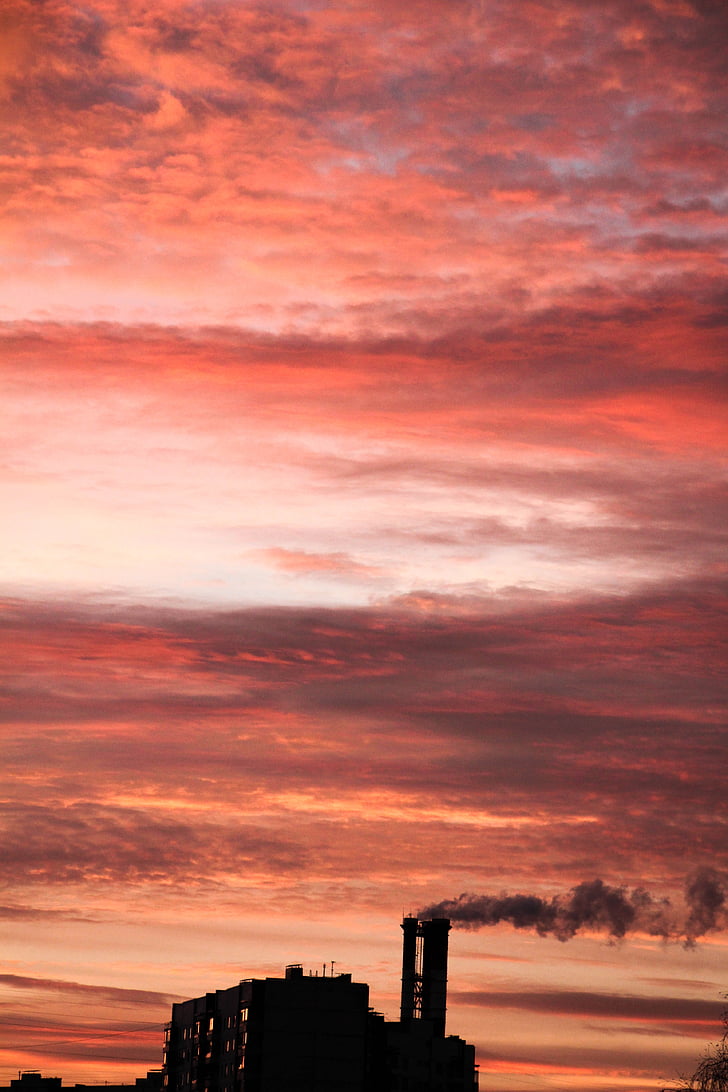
[2,0,726,331]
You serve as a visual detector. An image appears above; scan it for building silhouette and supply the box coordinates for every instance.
[163,965,373,1092]
[162,917,477,1092]
[387,916,476,1090]
[6,1073,162,1092]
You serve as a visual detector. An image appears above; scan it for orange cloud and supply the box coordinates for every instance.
[253,547,386,578]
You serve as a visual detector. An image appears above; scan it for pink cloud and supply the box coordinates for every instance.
[1,0,725,330]
[253,547,386,578]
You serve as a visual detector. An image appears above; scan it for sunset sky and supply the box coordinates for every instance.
[1,0,727,1088]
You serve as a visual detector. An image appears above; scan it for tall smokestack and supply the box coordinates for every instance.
[399,916,451,1036]
[421,917,450,1037]
[400,915,419,1023]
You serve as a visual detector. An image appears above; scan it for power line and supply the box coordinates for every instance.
[24,1023,164,1049]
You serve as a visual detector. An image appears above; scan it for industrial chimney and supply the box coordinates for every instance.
[399,916,451,1037]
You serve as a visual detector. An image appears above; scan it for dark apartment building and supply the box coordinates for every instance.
[163,965,375,1092]
[162,917,478,1092]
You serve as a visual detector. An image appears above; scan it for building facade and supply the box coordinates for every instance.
[163,965,375,1092]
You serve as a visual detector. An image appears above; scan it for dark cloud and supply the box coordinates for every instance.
[0,801,309,886]
[0,975,176,1007]
[0,580,725,895]
[685,868,728,940]
[451,984,724,1030]
[0,904,97,921]
[634,232,724,254]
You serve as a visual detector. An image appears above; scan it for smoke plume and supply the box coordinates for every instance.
[420,869,726,945]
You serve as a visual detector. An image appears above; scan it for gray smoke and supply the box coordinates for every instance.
[420,869,726,945]
[685,868,727,939]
